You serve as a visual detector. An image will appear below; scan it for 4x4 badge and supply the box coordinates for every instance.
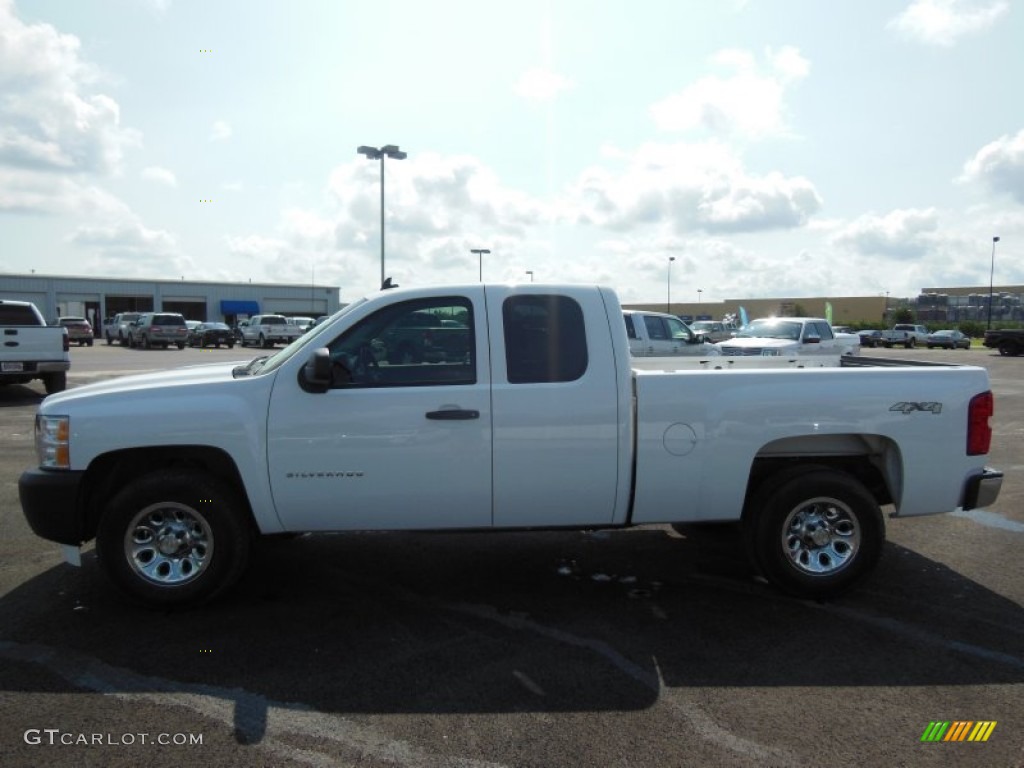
[890,402,942,414]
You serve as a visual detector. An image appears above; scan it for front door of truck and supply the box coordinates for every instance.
[266,293,492,531]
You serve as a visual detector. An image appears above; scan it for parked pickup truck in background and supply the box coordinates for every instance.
[881,324,930,349]
[20,283,1002,607]
[716,317,860,357]
[624,309,720,356]
[0,299,70,394]
[689,320,737,343]
[239,314,304,348]
[103,312,142,345]
[983,328,1024,357]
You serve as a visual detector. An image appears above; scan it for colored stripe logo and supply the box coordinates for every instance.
[921,721,997,742]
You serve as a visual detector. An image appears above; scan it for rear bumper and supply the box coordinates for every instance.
[961,468,1003,511]
[18,468,86,545]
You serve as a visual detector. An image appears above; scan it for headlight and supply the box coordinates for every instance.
[35,414,70,469]
[760,349,780,357]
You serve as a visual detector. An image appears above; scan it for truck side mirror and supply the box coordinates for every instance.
[300,348,333,392]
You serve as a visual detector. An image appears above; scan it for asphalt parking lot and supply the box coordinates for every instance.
[0,343,1022,767]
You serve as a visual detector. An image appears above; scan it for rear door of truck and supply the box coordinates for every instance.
[487,285,631,527]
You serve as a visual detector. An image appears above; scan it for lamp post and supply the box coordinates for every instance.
[525,270,534,282]
[471,248,491,282]
[697,288,703,303]
[357,144,407,288]
[987,236,1001,330]
[666,257,676,313]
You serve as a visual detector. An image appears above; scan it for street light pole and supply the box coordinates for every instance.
[471,248,491,282]
[357,144,407,288]
[697,288,703,303]
[525,270,534,282]
[667,257,676,313]
[987,236,1001,330]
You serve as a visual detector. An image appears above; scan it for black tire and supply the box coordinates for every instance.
[87,340,93,346]
[43,372,67,394]
[96,470,251,607]
[747,469,884,599]
[226,342,234,349]
[905,339,915,349]
[259,334,269,349]
[176,342,185,350]
[105,333,113,346]
[143,334,151,350]
[998,340,1018,357]
[119,333,128,347]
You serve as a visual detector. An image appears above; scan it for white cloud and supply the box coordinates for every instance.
[567,141,821,234]
[209,119,232,141]
[67,217,197,277]
[141,165,177,186]
[650,47,809,138]
[888,0,1008,46]
[0,3,139,177]
[831,208,940,258]
[513,67,574,104]
[961,129,1024,203]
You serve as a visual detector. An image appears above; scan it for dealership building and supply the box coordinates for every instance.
[0,274,342,328]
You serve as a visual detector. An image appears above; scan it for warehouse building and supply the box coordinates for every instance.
[0,274,342,328]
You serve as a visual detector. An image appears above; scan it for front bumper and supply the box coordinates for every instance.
[18,468,86,545]
[961,467,1003,511]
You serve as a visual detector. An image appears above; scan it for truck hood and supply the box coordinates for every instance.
[716,337,797,350]
[41,360,251,406]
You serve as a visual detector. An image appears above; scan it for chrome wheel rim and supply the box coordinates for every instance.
[124,502,214,586]
[781,496,860,576]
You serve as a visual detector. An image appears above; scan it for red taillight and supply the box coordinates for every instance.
[62,328,69,352]
[967,391,994,456]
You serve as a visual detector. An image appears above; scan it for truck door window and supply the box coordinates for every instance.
[503,295,587,384]
[642,315,668,340]
[326,297,475,387]
[665,317,692,341]
[623,314,637,339]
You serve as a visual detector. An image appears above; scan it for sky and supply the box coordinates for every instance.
[1,0,1022,305]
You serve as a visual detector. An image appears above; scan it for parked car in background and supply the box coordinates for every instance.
[623,310,720,357]
[881,323,930,349]
[927,330,971,350]
[717,317,860,357]
[55,316,93,346]
[128,312,188,349]
[983,328,1024,356]
[689,320,736,343]
[288,316,315,333]
[858,329,884,348]
[104,312,143,345]
[239,314,303,348]
[185,320,202,332]
[188,321,236,348]
[0,299,70,393]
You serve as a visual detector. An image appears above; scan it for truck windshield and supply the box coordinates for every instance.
[737,320,802,341]
[239,298,367,377]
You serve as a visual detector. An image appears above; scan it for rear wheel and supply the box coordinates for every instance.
[43,372,67,394]
[747,469,883,599]
[905,338,915,349]
[999,340,1019,357]
[96,470,251,606]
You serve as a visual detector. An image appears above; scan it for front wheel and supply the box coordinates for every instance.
[905,339,916,349]
[748,469,884,599]
[96,470,251,606]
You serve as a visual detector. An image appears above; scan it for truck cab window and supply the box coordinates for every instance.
[503,295,587,384]
[326,297,475,387]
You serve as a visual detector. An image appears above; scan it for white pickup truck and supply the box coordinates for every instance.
[20,283,1002,607]
[717,317,861,357]
[623,309,720,356]
[239,314,304,348]
[0,299,70,394]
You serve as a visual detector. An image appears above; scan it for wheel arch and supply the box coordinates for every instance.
[80,446,256,542]
[741,433,900,523]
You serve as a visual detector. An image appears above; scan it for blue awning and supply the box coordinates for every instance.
[220,300,259,315]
